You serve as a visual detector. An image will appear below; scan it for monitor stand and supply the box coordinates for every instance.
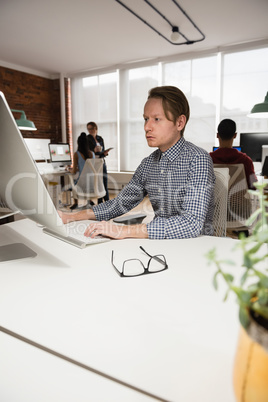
[0,243,37,263]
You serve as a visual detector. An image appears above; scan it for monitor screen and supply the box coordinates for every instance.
[212,146,241,152]
[0,91,66,237]
[24,138,51,161]
[49,143,71,164]
[240,133,268,162]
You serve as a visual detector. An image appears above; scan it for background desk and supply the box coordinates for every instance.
[0,219,241,401]
[40,168,71,207]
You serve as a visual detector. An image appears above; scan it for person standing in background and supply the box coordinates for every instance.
[86,121,112,203]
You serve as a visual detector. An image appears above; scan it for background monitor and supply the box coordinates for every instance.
[0,91,67,260]
[24,138,51,161]
[240,133,268,162]
[49,143,71,165]
[212,146,241,151]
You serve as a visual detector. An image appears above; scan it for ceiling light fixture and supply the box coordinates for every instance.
[11,109,37,131]
[115,0,205,45]
[248,92,268,118]
[171,26,180,42]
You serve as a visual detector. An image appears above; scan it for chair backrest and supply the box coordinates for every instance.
[213,164,252,229]
[213,167,229,237]
[70,158,106,199]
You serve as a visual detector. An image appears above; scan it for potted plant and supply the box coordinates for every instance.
[206,182,268,402]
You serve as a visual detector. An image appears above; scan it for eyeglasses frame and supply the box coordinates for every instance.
[111,246,168,278]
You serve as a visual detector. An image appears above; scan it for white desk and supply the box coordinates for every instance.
[0,219,241,401]
[0,331,150,402]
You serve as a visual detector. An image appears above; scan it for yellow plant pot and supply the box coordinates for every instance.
[233,322,268,402]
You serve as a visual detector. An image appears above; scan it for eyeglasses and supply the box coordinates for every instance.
[111,246,168,278]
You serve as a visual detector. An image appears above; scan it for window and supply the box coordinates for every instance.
[221,47,268,144]
[72,72,118,170]
[120,66,159,171]
[163,56,218,152]
[71,46,268,172]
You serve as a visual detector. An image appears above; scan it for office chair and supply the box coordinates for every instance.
[213,164,258,235]
[67,158,106,206]
[213,167,229,237]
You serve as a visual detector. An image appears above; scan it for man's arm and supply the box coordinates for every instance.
[58,209,149,239]
[84,221,148,239]
[58,208,96,224]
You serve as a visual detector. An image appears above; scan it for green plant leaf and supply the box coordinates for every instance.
[238,289,253,304]
[246,208,262,225]
[247,283,259,293]
[222,260,236,266]
[257,288,268,306]
[223,273,234,283]
[223,289,230,302]
[251,302,268,320]
[239,306,250,329]
[212,272,218,290]
[256,231,268,242]
[258,273,268,288]
[205,248,217,263]
[243,254,253,269]
[240,270,249,286]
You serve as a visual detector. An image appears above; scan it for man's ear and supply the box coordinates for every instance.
[216,133,219,139]
[233,132,237,139]
[176,115,186,132]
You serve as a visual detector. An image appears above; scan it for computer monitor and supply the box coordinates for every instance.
[212,146,241,152]
[24,138,51,161]
[0,91,67,261]
[240,133,268,162]
[48,143,71,166]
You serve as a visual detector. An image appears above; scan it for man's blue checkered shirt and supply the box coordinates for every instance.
[93,137,215,239]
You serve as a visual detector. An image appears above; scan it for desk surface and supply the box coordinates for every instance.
[0,219,241,401]
[0,331,151,402]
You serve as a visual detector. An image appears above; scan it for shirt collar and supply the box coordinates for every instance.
[160,137,185,162]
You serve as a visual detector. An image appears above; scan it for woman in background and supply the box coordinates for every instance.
[68,132,94,210]
[87,121,111,203]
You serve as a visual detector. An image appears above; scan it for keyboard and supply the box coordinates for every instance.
[0,198,17,218]
[43,220,111,248]
[37,163,68,174]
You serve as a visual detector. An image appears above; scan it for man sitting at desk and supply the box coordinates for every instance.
[210,119,257,189]
[59,86,215,240]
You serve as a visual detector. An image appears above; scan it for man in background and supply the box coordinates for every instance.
[210,119,257,189]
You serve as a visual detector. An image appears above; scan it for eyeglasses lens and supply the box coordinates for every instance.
[123,259,144,276]
[148,255,166,272]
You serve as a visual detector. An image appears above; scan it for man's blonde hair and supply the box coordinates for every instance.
[148,86,190,136]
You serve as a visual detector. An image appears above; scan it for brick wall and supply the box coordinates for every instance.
[0,66,62,142]
[65,77,74,162]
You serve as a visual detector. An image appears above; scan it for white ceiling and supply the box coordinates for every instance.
[0,0,268,78]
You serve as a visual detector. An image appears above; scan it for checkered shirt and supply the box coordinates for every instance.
[93,137,215,239]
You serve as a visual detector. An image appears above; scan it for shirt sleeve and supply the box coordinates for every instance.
[146,153,215,239]
[93,162,147,221]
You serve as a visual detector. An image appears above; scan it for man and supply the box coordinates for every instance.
[59,86,215,240]
[210,119,257,189]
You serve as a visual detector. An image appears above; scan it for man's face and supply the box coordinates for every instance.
[143,98,186,152]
